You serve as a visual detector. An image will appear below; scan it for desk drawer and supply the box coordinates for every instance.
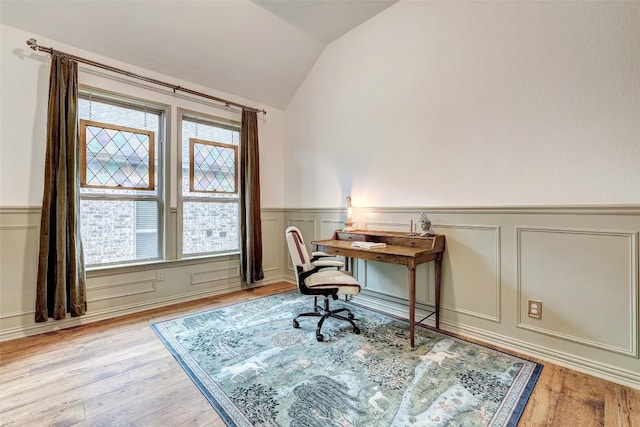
[317,245,408,266]
[365,252,407,265]
[335,232,365,242]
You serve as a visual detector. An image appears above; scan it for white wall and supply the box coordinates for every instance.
[0,24,285,208]
[284,1,640,208]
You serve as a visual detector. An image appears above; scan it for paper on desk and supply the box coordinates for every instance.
[351,242,387,249]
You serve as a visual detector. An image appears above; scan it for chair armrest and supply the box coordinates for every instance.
[313,260,344,269]
[311,251,332,259]
[310,251,344,269]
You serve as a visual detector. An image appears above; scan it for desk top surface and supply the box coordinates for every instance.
[312,229,445,260]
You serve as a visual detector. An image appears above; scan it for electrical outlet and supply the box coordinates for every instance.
[528,300,542,319]
[156,270,165,281]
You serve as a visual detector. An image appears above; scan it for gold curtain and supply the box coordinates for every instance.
[35,55,86,322]
[239,109,264,284]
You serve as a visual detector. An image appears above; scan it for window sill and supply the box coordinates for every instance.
[86,251,241,278]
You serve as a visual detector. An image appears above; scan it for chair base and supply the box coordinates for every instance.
[293,296,360,342]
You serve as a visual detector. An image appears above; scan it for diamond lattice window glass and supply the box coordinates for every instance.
[80,119,155,190]
[189,138,238,194]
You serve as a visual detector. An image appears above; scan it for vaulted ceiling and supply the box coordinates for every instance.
[1,0,396,109]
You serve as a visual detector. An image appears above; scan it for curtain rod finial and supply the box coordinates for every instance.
[26,38,38,50]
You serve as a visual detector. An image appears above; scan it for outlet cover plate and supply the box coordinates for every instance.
[528,299,542,319]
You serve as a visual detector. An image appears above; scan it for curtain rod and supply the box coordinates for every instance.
[26,38,267,115]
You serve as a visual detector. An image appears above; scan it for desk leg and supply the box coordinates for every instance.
[435,254,442,330]
[409,267,416,348]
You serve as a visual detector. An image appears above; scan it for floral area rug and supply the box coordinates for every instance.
[151,291,542,426]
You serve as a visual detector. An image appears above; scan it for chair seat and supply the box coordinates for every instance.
[305,271,361,295]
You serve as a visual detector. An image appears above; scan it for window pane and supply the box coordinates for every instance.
[81,120,155,190]
[182,118,239,199]
[190,139,237,193]
[81,199,159,265]
[79,96,159,197]
[182,202,239,255]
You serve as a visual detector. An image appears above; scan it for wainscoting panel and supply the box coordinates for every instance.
[517,227,638,356]
[87,278,156,302]
[261,216,281,274]
[191,265,241,288]
[438,224,501,323]
[0,208,40,333]
[86,269,162,312]
[0,225,38,318]
[363,220,413,233]
[320,219,344,239]
[360,260,429,305]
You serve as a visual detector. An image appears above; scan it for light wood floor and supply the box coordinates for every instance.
[1,282,638,426]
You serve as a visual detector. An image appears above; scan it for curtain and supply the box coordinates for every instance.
[239,109,264,284]
[35,55,86,322]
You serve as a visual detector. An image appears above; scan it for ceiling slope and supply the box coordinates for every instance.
[1,0,396,109]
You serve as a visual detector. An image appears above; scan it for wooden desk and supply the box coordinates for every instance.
[312,230,446,348]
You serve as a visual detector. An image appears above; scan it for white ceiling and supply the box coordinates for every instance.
[252,0,396,44]
[0,0,396,109]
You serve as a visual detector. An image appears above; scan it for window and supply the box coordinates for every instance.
[80,120,155,190]
[78,92,164,267]
[189,138,237,194]
[180,112,240,257]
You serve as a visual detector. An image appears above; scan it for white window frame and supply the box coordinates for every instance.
[178,108,241,259]
[78,88,168,268]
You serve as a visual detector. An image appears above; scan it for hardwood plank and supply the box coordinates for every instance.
[88,381,211,426]
[1,339,163,399]
[0,402,86,427]
[518,364,563,426]
[0,363,29,383]
[552,382,605,427]
[0,281,637,426]
[605,382,640,427]
[0,361,123,415]
[82,366,184,418]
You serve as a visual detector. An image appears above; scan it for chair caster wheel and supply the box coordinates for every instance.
[348,313,355,320]
[293,320,300,328]
[316,333,324,342]
[354,327,361,334]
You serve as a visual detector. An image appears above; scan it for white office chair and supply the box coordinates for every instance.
[285,226,361,341]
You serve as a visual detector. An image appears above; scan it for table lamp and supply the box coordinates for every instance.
[343,196,355,231]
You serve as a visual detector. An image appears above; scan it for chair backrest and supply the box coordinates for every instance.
[285,226,312,277]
